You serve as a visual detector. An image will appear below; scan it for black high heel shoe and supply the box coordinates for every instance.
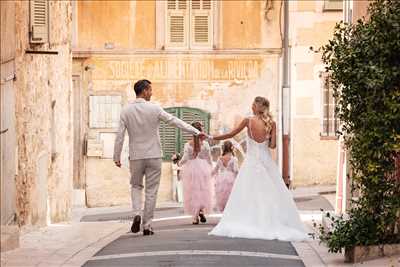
[143,228,154,236]
[199,211,207,223]
[192,217,199,225]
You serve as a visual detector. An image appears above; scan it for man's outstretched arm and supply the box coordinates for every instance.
[158,107,201,135]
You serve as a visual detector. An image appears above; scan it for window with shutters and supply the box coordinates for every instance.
[160,107,210,160]
[166,0,213,49]
[320,73,339,138]
[29,0,49,44]
[160,107,180,160]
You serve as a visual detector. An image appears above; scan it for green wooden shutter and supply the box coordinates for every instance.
[178,107,210,152]
[159,107,210,160]
[160,107,179,160]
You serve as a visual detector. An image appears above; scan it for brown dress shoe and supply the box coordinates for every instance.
[131,215,141,233]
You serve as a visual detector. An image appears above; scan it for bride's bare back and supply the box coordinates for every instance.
[212,116,276,149]
[247,117,270,143]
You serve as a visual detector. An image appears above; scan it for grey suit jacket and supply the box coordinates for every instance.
[113,98,200,161]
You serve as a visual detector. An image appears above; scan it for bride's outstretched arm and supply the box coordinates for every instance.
[212,118,248,141]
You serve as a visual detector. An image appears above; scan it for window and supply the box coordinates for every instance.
[29,0,49,43]
[323,0,343,11]
[166,0,213,49]
[89,95,122,128]
[321,73,339,138]
[160,107,210,160]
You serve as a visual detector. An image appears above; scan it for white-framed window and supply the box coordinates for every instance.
[320,73,339,138]
[165,0,213,49]
[89,95,122,128]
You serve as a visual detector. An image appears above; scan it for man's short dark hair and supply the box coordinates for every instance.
[134,79,151,96]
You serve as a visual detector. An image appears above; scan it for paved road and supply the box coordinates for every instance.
[80,194,333,223]
[82,217,306,267]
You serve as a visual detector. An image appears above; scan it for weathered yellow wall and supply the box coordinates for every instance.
[85,159,172,207]
[78,53,280,207]
[86,54,279,129]
[292,120,338,185]
[14,1,73,225]
[135,0,156,49]
[77,1,137,49]
[222,1,262,48]
[221,0,281,49]
[77,0,281,50]
[74,0,342,207]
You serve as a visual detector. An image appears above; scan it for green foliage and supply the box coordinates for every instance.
[317,0,400,253]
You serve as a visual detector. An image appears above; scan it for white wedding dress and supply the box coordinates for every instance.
[209,122,308,241]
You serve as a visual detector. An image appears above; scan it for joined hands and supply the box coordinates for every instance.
[198,132,213,140]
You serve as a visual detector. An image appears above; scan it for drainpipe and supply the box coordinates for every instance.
[336,0,353,214]
[282,0,290,187]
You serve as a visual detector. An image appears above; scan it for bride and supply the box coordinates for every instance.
[209,96,308,241]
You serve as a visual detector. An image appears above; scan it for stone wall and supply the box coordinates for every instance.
[14,1,73,226]
[289,0,341,185]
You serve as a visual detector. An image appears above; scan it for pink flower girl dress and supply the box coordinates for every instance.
[179,141,213,223]
[212,156,238,212]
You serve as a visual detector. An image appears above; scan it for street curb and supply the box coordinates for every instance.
[292,241,326,267]
[318,190,336,195]
[62,224,127,267]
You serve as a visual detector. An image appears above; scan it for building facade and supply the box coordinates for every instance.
[289,0,343,185]
[1,0,73,248]
[73,0,283,207]
[72,0,343,208]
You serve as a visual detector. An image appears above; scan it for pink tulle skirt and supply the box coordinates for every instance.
[181,158,213,216]
[214,171,236,212]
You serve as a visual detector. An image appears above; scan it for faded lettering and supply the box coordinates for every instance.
[94,59,262,81]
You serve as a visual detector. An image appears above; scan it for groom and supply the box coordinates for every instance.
[113,79,204,236]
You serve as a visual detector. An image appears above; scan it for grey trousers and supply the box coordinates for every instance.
[129,158,162,229]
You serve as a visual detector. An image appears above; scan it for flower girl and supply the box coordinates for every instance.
[212,141,239,212]
[179,122,213,224]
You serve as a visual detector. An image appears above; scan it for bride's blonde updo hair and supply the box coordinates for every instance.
[253,96,273,134]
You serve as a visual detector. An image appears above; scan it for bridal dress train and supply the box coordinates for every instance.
[209,126,308,241]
